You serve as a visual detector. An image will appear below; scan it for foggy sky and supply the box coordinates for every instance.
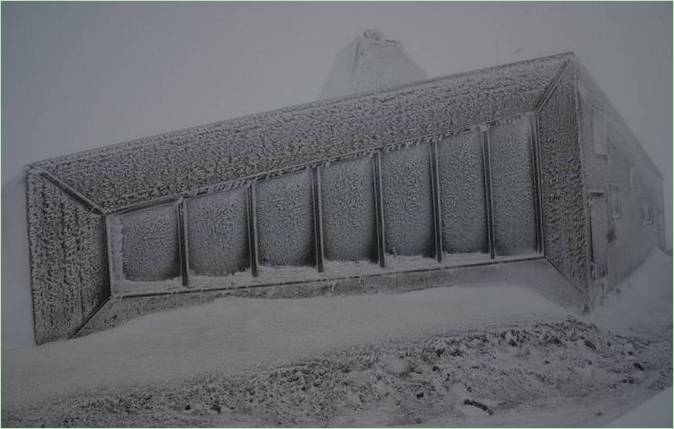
[3,3,671,187]
[1,2,671,347]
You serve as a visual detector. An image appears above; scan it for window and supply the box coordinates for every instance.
[609,184,622,219]
[592,109,608,156]
[640,197,654,225]
[628,166,638,189]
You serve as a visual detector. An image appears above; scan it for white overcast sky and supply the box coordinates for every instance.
[2,1,672,237]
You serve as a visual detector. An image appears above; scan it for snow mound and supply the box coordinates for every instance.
[586,248,672,336]
[4,280,572,409]
[607,388,672,427]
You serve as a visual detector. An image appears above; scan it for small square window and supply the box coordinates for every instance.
[592,109,608,156]
[609,184,622,219]
[640,197,654,225]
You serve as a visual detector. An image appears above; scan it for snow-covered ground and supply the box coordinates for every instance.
[2,271,574,409]
[607,387,672,428]
[2,251,671,427]
[586,248,673,337]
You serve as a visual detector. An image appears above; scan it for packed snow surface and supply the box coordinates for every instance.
[3,249,670,427]
[606,387,672,427]
[586,248,673,336]
[4,281,572,409]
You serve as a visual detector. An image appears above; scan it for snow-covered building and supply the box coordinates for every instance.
[318,29,427,99]
[26,51,665,344]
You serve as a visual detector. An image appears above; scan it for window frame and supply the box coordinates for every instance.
[608,184,622,220]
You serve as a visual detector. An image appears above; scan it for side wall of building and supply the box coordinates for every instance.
[576,61,665,298]
[26,172,110,344]
[537,62,590,293]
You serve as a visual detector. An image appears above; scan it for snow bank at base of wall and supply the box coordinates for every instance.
[606,388,672,428]
[586,248,672,336]
[2,260,580,409]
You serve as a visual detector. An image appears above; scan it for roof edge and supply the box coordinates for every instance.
[29,51,575,170]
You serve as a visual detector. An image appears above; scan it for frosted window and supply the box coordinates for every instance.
[120,203,179,281]
[381,144,434,257]
[321,157,377,262]
[640,197,653,225]
[609,184,622,220]
[490,118,537,255]
[592,109,608,156]
[256,169,315,267]
[186,188,249,276]
[628,166,638,189]
[437,130,489,255]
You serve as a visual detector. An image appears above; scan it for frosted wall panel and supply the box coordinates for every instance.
[490,118,537,255]
[321,157,377,262]
[186,188,249,276]
[381,144,434,257]
[256,170,314,267]
[437,131,489,255]
[121,203,179,281]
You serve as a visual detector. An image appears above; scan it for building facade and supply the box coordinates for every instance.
[26,52,665,344]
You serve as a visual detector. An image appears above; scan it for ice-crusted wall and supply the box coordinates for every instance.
[256,170,315,267]
[30,54,570,213]
[576,61,665,293]
[537,63,589,291]
[382,144,434,258]
[27,53,582,342]
[120,203,180,281]
[26,173,109,343]
[321,157,377,262]
[187,188,249,276]
[436,130,488,255]
[490,118,537,256]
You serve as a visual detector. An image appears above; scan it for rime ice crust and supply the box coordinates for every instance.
[28,54,570,213]
[575,61,665,296]
[382,144,435,258]
[120,203,180,281]
[26,173,109,344]
[537,63,589,291]
[256,170,315,267]
[187,188,249,277]
[321,157,377,263]
[24,52,666,343]
[437,130,488,255]
[490,117,537,256]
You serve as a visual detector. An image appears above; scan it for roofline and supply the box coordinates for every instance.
[29,51,575,170]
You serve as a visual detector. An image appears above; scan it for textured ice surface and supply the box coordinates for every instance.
[186,188,249,276]
[256,169,315,267]
[321,157,377,262]
[490,117,537,255]
[607,138,660,286]
[537,63,588,290]
[382,144,434,257]
[30,54,570,212]
[25,173,108,344]
[577,63,665,292]
[437,130,488,254]
[121,203,179,281]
